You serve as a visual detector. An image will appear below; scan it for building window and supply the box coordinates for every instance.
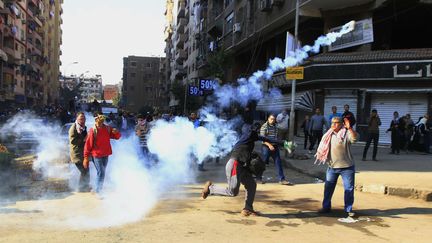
[130,61,137,67]
[131,73,136,78]
[130,86,135,90]
[225,12,234,34]
[147,63,151,68]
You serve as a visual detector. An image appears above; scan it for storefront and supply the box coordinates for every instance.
[369,90,429,144]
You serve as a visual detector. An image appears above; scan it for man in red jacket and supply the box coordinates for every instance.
[84,113,121,194]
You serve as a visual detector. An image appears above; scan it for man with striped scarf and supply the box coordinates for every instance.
[315,116,358,218]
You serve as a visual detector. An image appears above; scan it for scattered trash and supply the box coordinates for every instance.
[338,216,359,223]
[338,216,372,223]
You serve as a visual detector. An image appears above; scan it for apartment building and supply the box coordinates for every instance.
[78,75,102,104]
[0,0,63,110]
[121,56,164,112]
[164,0,432,143]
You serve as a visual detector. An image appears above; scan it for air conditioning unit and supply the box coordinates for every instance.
[259,0,272,12]
[270,0,284,6]
[233,23,241,33]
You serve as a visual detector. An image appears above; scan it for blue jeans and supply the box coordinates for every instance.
[261,145,285,181]
[322,166,355,213]
[92,156,109,193]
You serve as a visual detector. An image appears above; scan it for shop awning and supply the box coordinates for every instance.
[256,91,315,112]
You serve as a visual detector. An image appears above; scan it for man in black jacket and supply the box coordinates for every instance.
[201,122,286,216]
[342,104,356,127]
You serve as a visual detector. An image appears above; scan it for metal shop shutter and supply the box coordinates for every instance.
[371,94,428,144]
[324,90,357,126]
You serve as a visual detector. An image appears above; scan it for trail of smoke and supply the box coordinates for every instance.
[213,21,356,108]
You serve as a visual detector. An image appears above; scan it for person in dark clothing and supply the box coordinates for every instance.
[309,108,327,153]
[387,111,403,154]
[68,112,90,192]
[362,109,381,161]
[300,115,311,150]
[342,104,356,127]
[201,122,287,217]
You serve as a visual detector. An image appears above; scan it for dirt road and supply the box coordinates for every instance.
[1,161,431,243]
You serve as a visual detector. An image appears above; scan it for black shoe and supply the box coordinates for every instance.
[318,208,331,214]
[361,157,366,161]
[372,158,378,161]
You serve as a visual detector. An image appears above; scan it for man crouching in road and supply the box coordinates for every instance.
[201,122,287,217]
[83,113,121,196]
[315,116,358,218]
[68,112,90,192]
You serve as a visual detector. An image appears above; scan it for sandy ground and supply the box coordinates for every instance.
[1,162,432,243]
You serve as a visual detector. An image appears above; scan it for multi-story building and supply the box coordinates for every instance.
[42,0,63,106]
[163,0,175,107]
[165,0,432,144]
[167,0,206,111]
[0,0,63,110]
[121,56,164,112]
[103,84,118,101]
[78,75,102,104]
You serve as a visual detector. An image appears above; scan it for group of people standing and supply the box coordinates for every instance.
[386,112,430,154]
[301,104,356,154]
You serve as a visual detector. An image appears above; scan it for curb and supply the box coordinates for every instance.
[282,157,432,202]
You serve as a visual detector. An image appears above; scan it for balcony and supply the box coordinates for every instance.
[175,49,187,63]
[164,29,172,42]
[177,17,187,33]
[172,64,186,79]
[177,0,185,18]
[175,33,186,48]
[207,12,223,37]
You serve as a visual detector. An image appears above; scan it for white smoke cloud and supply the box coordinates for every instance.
[0,21,355,229]
[0,112,70,180]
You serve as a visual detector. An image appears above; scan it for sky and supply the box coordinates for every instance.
[61,0,166,85]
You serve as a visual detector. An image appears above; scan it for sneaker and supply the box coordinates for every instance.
[280,180,294,186]
[241,209,260,217]
[347,211,356,218]
[308,150,313,154]
[201,181,212,199]
[317,208,331,214]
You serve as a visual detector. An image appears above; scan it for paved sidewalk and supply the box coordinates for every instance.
[274,138,432,201]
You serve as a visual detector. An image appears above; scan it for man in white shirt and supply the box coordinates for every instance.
[276,109,289,157]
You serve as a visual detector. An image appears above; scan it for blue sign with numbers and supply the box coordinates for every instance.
[199,79,216,91]
[189,85,203,96]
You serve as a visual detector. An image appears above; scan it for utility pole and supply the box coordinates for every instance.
[288,0,299,142]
